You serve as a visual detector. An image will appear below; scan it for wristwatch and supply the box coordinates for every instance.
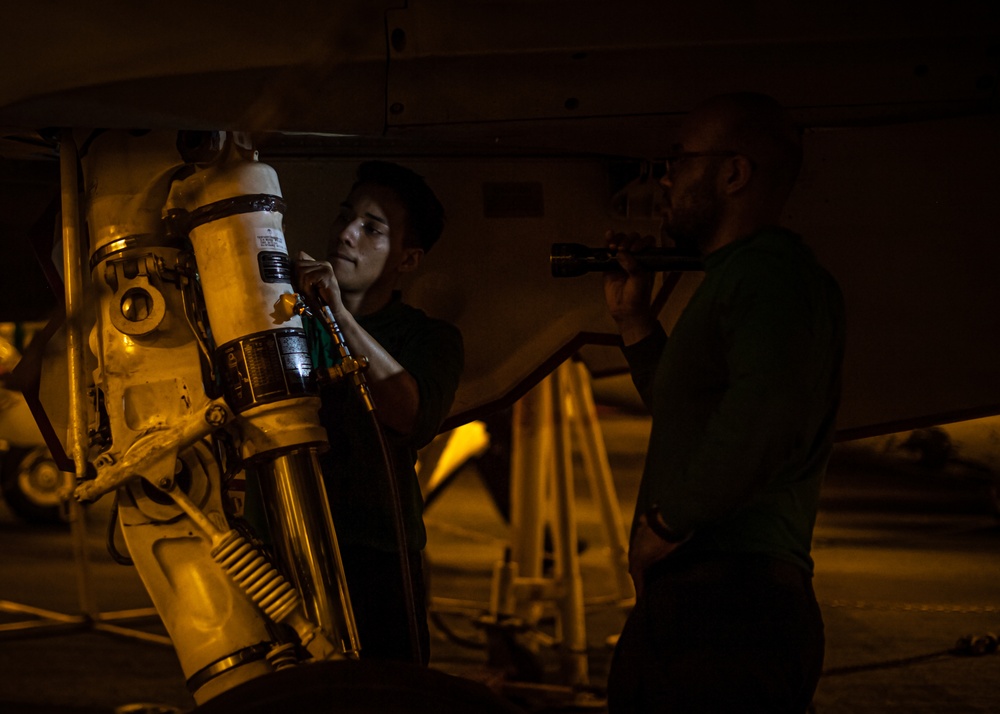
[644,505,689,543]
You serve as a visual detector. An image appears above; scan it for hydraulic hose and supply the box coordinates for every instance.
[301,297,423,665]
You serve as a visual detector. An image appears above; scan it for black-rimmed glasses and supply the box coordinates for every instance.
[652,151,740,180]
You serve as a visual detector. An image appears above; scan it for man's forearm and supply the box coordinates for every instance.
[331,310,420,435]
[616,313,658,347]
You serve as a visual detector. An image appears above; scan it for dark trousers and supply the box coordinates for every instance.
[608,551,824,713]
[339,544,430,666]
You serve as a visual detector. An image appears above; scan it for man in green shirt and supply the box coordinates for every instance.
[604,94,844,712]
[295,161,464,665]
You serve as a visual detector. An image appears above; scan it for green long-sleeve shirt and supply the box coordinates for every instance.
[624,228,844,573]
[306,293,464,553]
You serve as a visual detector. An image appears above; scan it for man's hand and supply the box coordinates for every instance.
[294,250,346,318]
[628,512,683,598]
[603,231,658,346]
[294,249,422,435]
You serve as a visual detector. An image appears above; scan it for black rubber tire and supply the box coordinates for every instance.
[191,659,525,714]
[0,445,70,525]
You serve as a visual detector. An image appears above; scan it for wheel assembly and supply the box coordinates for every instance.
[0,445,73,524]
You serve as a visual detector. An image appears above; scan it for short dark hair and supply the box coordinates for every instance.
[353,161,445,253]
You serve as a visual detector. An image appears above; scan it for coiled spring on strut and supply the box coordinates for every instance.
[211,530,299,623]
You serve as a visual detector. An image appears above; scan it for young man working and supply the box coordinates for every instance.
[295,161,464,665]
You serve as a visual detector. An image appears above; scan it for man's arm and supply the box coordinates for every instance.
[628,510,688,597]
[388,316,464,448]
[294,251,423,436]
[328,312,422,435]
[603,231,667,408]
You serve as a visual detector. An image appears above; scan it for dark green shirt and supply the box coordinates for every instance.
[624,228,845,573]
[306,293,464,552]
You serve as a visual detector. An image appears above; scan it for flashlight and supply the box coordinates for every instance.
[550,243,703,277]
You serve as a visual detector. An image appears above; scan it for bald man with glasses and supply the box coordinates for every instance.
[604,93,844,713]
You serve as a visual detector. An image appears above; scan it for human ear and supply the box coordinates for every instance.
[724,155,754,194]
[397,247,424,273]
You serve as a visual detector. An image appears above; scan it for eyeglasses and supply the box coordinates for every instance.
[652,151,739,180]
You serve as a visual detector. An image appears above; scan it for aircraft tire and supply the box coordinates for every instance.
[191,659,526,714]
[0,445,70,525]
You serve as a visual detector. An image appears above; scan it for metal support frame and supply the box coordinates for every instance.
[487,357,634,695]
[0,130,166,646]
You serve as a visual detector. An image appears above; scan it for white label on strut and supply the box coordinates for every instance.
[256,229,286,251]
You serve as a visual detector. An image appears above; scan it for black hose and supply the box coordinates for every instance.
[314,301,423,665]
[364,406,424,665]
[821,649,955,677]
[822,633,999,677]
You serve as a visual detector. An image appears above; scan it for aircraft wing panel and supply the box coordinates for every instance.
[0,1,995,144]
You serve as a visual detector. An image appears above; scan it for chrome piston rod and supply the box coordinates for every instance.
[254,447,359,658]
